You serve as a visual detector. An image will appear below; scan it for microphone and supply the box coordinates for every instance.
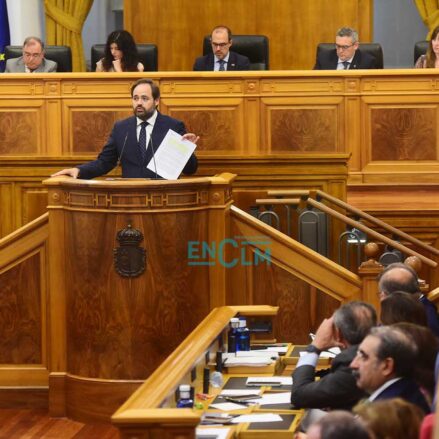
[148,134,159,179]
[117,132,129,171]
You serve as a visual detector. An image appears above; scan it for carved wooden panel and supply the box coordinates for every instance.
[65,211,210,379]
[167,107,242,153]
[70,110,131,154]
[371,108,437,161]
[20,186,48,225]
[0,110,40,155]
[0,253,42,363]
[269,108,337,152]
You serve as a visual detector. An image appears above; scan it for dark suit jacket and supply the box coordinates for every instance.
[77,113,198,179]
[374,377,431,414]
[291,345,367,410]
[420,295,439,337]
[314,48,377,70]
[193,51,250,71]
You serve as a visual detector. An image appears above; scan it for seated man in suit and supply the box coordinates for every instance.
[314,26,377,70]
[5,36,57,73]
[193,25,250,71]
[52,78,198,179]
[291,301,376,411]
[350,326,430,413]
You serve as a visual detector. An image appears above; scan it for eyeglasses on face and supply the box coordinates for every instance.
[335,43,355,51]
[23,52,43,59]
[211,42,229,48]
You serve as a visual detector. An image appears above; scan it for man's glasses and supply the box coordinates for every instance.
[335,44,355,51]
[211,42,229,48]
[23,52,43,59]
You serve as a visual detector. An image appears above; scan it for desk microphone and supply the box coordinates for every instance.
[117,132,129,170]
[148,135,159,179]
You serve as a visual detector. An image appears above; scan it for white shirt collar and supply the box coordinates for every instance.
[368,377,402,402]
[136,109,158,128]
[214,52,230,65]
[338,55,354,65]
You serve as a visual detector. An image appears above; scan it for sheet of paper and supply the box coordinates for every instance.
[231,413,283,424]
[219,389,261,396]
[253,392,291,405]
[299,351,337,358]
[224,357,273,367]
[246,376,292,386]
[235,351,279,358]
[147,129,196,180]
[196,427,231,439]
[209,402,246,411]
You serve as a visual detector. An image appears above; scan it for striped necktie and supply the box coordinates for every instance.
[218,59,226,71]
[138,121,148,163]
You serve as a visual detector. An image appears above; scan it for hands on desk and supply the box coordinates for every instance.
[51,167,80,178]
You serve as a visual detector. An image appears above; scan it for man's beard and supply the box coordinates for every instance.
[134,106,155,121]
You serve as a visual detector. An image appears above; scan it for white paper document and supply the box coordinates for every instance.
[231,413,283,424]
[219,389,261,396]
[196,427,231,439]
[246,376,292,386]
[224,356,274,367]
[147,129,197,180]
[253,392,292,405]
[210,402,247,411]
[235,350,279,358]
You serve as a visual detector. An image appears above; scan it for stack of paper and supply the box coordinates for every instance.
[246,376,293,387]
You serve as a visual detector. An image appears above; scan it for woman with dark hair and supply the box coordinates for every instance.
[380,291,428,327]
[415,25,439,68]
[96,30,144,72]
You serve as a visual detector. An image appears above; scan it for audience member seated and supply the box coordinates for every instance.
[5,36,57,73]
[378,262,439,336]
[303,411,371,439]
[291,301,376,412]
[350,326,430,413]
[314,26,378,70]
[380,291,428,327]
[193,25,250,71]
[392,322,438,404]
[95,30,144,72]
[415,25,439,68]
[353,398,424,439]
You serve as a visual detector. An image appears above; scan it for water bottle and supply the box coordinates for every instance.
[210,351,224,388]
[237,317,250,351]
[176,384,193,408]
[228,318,240,353]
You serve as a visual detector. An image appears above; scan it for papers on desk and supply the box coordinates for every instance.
[235,350,279,358]
[252,392,291,405]
[147,129,197,180]
[219,389,261,396]
[299,347,341,359]
[231,413,283,423]
[210,402,247,411]
[223,354,275,367]
[196,427,231,439]
[246,376,292,387]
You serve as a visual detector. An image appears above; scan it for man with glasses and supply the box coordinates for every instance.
[350,326,430,413]
[5,36,57,73]
[193,25,250,71]
[314,27,377,70]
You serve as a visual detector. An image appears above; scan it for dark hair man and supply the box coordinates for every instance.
[5,36,57,73]
[291,301,377,410]
[193,25,250,71]
[378,262,439,337]
[53,78,198,180]
[314,26,377,70]
[350,326,430,413]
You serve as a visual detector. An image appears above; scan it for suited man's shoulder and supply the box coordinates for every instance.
[4,57,24,72]
[193,54,212,71]
[314,49,337,70]
[43,58,58,72]
[229,51,250,70]
[352,49,378,69]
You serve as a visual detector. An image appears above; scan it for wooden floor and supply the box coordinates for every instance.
[0,409,119,438]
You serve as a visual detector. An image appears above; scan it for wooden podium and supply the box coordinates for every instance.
[43,173,235,421]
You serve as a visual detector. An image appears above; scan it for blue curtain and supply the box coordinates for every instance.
[0,0,10,72]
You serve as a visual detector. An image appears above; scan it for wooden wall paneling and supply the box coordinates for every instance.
[124,0,372,71]
[0,100,44,155]
[62,98,132,155]
[0,183,14,237]
[15,183,49,227]
[262,97,344,153]
[45,81,62,155]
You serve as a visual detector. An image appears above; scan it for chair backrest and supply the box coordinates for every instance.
[5,45,72,72]
[202,34,269,70]
[316,43,384,69]
[91,44,158,72]
[414,41,429,65]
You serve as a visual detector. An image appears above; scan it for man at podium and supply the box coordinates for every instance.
[53,78,199,179]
